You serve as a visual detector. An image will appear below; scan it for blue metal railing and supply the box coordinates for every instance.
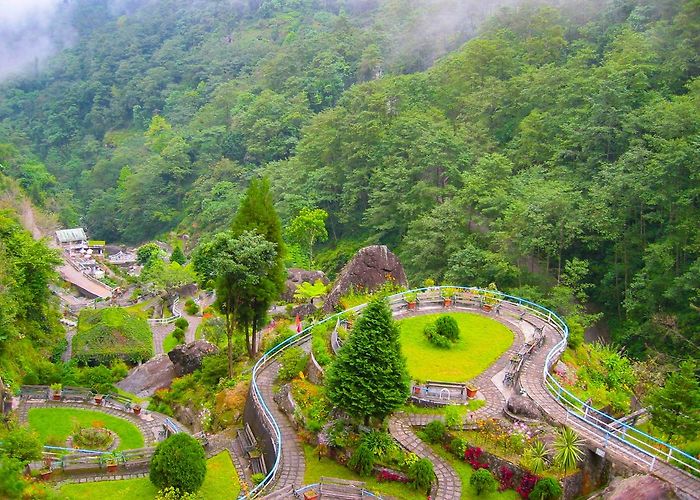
[243,286,699,498]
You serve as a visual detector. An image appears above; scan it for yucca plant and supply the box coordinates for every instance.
[553,427,584,471]
[523,440,548,474]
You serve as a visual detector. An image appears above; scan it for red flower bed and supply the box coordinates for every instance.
[376,469,410,483]
[464,446,488,470]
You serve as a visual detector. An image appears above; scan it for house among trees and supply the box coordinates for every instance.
[55,228,88,253]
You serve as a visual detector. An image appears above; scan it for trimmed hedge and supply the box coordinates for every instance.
[73,307,153,365]
[150,433,206,493]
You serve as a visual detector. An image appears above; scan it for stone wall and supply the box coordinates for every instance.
[243,387,277,473]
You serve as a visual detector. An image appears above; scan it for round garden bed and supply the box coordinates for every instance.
[398,312,513,382]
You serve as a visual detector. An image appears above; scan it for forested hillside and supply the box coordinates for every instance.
[1,0,699,361]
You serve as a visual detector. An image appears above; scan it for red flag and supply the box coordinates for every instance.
[295,314,302,333]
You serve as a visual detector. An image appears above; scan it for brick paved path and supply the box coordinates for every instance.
[388,414,460,499]
[151,323,174,355]
[255,358,306,492]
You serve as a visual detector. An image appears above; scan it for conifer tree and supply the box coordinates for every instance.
[230,177,286,353]
[170,245,186,265]
[647,360,700,442]
[326,298,410,424]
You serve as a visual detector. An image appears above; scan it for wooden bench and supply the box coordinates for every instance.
[249,450,267,475]
[237,423,257,452]
[103,392,133,412]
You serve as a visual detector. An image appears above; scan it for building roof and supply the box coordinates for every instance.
[55,228,87,243]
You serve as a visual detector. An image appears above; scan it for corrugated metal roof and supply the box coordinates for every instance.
[55,228,87,243]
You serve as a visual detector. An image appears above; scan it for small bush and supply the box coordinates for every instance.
[423,319,454,348]
[529,477,562,500]
[435,316,460,342]
[409,458,434,492]
[424,420,446,444]
[1,427,42,465]
[277,347,308,382]
[149,433,206,493]
[444,405,462,428]
[174,318,189,330]
[471,468,498,496]
[172,327,185,344]
[184,300,199,315]
[311,335,332,366]
[451,437,468,458]
[155,487,199,500]
[251,472,266,485]
[349,444,375,477]
[362,431,398,459]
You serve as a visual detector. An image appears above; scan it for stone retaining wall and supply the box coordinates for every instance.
[243,388,277,473]
[306,350,324,385]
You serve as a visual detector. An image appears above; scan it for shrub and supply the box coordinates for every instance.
[471,468,498,496]
[498,465,515,491]
[311,335,332,366]
[155,487,199,500]
[277,347,308,382]
[73,426,113,450]
[451,437,468,458]
[73,307,153,365]
[552,427,584,472]
[110,360,129,380]
[172,327,185,344]
[435,316,460,342]
[78,365,116,394]
[424,420,446,444]
[184,299,199,315]
[423,323,451,348]
[465,446,489,470]
[0,456,25,498]
[251,472,266,485]
[349,444,375,477]
[529,477,562,500]
[523,440,548,474]
[362,431,398,459]
[174,318,189,330]
[409,458,434,492]
[1,427,42,465]
[444,405,462,428]
[517,473,540,499]
[149,433,207,493]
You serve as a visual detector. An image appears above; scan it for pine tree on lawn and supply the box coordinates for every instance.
[326,298,410,425]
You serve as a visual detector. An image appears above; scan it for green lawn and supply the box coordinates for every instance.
[162,331,180,353]
[303,445,425,499]
[59,451,241,499]
[427,440,519,500]
[28,408,144,451]
[402,399,485,415]
[398,312,513,382]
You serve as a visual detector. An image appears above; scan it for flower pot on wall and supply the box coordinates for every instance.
[107,463,118,473]
[467,386,478,399]
[407,301,417,310]
[482,304,493,312]
[443,298,452,308]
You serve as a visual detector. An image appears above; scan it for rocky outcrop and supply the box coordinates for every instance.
[167,340,218,376]
[115,355,176,398]
[323,245,408,312]
[283,268,329,302]
[506,395,543,420]
[602,475,677,500]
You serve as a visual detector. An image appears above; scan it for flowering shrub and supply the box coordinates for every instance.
[497,465,514,491]
[465,446,488,470]
[516,472,539,499]
[376,468,410,483]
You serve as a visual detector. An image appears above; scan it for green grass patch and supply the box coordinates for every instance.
[162,331,180,353]
[73,307,153,365]
[398,313,513,382]
[402,399,485,415]
[59,451,240,499]
[426,440,518,499]
[28,408,144,451]
[303,445,425,499]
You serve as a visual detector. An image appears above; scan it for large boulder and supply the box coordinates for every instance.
[506,395,543,420]
[115,355,176,398]
[323,245,408,312]
[283,268,329,302]
[168,340,218,377]
[603,475,677,500]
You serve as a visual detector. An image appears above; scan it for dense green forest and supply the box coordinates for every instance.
[1,0,699,361]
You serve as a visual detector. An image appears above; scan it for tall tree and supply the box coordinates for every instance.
[646,360,700,443]
[287,207,328,267]
[192,230,277,373]
[231,177,286,353]
[326,298,410,425]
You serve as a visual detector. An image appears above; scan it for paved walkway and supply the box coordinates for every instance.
[388,414,460,499]
[255,359,306,491]
[151,323,174,355]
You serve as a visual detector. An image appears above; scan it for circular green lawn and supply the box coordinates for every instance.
[398,312,513,382]
[27,407,145,451]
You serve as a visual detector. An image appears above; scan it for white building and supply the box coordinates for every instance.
[55,228,88,252]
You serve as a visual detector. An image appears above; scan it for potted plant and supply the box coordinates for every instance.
[50,383,62,401]
[303,490,319,500]
[404,292,417,310]
[441,287,457,307]
[467,384,478,399]
[94,394,104,405]
[105,452,119,472]
[39,468,52,480]
[133,404,142,415]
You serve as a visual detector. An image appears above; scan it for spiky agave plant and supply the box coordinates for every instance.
[553,427,585,471]
[523,439,548,474]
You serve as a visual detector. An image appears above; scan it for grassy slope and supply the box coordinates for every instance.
[398,313,513,382]
[59,451,240,499]
[28,408,144,450]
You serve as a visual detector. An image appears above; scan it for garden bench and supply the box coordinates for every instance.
[249,452,267,475]
[20,385,50,401]
[237,423,257,452]
[103,393,133,412]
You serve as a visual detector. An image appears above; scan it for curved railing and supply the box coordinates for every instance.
[147,295,181,325]
[244,286,699,498]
